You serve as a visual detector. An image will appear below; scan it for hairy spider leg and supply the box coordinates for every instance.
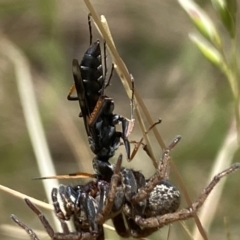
[12,198,94,240]
[129,118,162,161]
[132,135,181,203]
[11,214,40,240]
[52,187,73,221]
[134,163,240,228]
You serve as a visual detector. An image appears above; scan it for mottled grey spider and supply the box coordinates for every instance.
[11,136,240,239]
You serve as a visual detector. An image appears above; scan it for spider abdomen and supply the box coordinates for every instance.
[146,180,180,216]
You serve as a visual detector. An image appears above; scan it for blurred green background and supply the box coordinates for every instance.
[0,0,239,239]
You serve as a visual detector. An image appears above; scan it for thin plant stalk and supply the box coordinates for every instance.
[0,184,53,210]
[0,34,60,230]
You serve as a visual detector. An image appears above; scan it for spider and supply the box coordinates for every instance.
[11,136,239,239]
[93,136,239,237]
[44,135,181,238]
[10,137,179,239]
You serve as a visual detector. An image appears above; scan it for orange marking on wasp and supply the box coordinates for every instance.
[67,84,76,98]
[88,96,110,126]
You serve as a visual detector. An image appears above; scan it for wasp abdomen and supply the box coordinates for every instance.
[80,41,104,112]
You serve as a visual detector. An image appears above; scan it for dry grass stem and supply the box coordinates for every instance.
[0,33,60,230]
[100,16,158,167]
[84,0,162,166]
[0,184,53,210]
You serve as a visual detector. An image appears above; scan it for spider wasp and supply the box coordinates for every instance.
[67,14,134,181]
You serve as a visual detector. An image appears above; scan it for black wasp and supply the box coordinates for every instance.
[67,15,134,181]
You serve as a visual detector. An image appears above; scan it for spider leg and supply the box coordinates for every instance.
[52,187,72,221]
[96,180,109,217]
[121,168,147,216]
[129,119,162,161]
[132,135,181,203]
[24,198,56,237]
[134,163,240,228]
[95,154,122,224]
[125,217,157,238]
[60,219,70,234]
[78,192,99,236]
[112,205,158,238]
[57,182,104,239]
[11,214,40,240]
[23,198,93,240]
